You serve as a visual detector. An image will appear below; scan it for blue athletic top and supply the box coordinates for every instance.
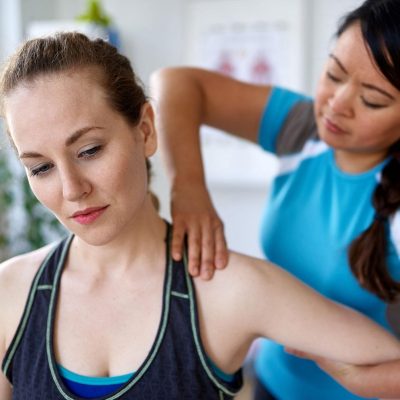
[2,225,243,399]
[58,356,234,399]
[59,365,134,399]
[255,87,400,400]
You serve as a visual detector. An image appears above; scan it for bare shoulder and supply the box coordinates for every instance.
[0,243,54,293]
[194,249,302,337]
[195,251,275,297]
[193,250,279,330]
[0,243,55,347]
[192,251,278,372]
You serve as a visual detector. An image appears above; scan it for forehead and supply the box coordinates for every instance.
[332,24,382,76]
[330,24,400,91]
[6,68,104,109]
[4,69,110,150]
[333,24,371,63]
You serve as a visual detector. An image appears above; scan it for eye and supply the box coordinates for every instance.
[326,71,341,83]
[361,97,386,109]
[78,145,102,159]
[30,163,53,177]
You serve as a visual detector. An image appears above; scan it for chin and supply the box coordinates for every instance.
[67,224,121,247]
[317,127,342,148]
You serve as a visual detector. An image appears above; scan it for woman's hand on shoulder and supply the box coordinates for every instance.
[171,182,228,280]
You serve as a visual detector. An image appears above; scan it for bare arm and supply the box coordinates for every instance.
[195,253,400,374]
[266,265,400,364]
[200,253,400,369]
[286,350,400,399]
[251,257,400,364]
[150,67,270,278]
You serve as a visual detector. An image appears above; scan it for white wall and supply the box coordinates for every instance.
[309,0,364,93]
[0,0,23,59]
[53,0,186,83]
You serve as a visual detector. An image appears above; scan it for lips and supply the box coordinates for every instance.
[71,206,109,225]
[323,116,346,134]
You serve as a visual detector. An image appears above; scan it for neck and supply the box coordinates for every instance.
[334,149,387,173]
[68,196,167,277]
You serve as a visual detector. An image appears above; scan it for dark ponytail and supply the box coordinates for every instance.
[339,0,400,302]
[349,146,400,301]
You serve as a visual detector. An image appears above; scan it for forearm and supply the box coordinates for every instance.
[149,67,270,188]
[252,261,400,365]
[150,67,208,189]
[328,360,400,399]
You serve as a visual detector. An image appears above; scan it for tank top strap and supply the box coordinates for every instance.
[39,235,74,287]
[1,235,73,381]
[164,223,244,397]
[166,223,189,298]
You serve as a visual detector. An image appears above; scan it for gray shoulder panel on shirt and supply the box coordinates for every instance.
[275,100,318,156]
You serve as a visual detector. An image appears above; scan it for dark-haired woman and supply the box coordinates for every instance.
[1,32,400,400]
[151,0,400,398]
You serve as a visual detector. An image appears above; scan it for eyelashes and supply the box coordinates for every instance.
[78,145,102,159]
[325,71,387,110]
[29,145,103,177]
[31,163,53,177]
[360,98,385,109]
[326,71,341,83]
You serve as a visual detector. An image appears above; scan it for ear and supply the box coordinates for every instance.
[137,103,157,157]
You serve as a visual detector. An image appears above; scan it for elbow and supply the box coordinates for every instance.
[149,67,193,89]
[149,67,173,97]
[149,67,173,85]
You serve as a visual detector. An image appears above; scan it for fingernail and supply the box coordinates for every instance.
[203,270,211,280]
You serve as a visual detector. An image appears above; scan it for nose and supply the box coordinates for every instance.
[328,84,354,117]
[60,166,91,202]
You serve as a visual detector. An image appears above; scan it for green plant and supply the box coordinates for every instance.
[76,0,112,27]
[0,152,14,260]
[0,148,66,261]
[21,177,66,250]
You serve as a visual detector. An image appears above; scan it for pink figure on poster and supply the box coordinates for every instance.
[216,51,235,77]
[251,53,271,84]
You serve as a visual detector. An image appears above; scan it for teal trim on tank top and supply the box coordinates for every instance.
[209,359,235,383]
[58,356,235,386]
[58,365,134,386]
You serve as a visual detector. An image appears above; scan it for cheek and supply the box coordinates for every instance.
[354,116,400,147]
[314,81,330,114]
[101,151,148,197]
[27,177,60,212]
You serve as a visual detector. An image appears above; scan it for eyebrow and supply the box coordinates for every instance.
[329,53,395,100]
[19,126,104,159]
